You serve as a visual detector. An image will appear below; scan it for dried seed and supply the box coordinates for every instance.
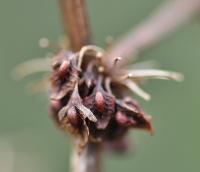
[58,60,70,77]
[95,91,104,112]
[67,106,80,126]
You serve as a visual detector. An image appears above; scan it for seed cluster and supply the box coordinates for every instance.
[49,46,153,148]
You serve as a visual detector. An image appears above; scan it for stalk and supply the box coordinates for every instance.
[58,1,100,172]
[58,0,91,51]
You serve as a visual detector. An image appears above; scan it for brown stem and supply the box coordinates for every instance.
[58,1,100,172]
[58,0,91,51]
[107,0,200,67]
[71,142,101,172]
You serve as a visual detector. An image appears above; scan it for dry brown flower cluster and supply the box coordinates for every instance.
[48,45,183,148]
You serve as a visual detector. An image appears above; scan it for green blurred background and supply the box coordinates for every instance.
[0,0,199,171]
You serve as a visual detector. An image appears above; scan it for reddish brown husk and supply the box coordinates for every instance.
[49,50,152,150]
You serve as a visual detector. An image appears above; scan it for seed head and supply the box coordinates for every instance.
[48,45,182,149]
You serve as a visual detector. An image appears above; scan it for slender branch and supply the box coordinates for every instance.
[58,0,91,51]
[71,142,101,172]
[107,0,200,67]
[58,1,100,172]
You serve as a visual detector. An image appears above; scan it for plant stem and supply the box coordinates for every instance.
[107,0,200,67]
[71,142,101,172]
[58,0,91,51]
[58,1,100,172]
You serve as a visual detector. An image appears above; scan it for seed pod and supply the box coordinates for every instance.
[84,78,115,131]
[50,56,79,100]
[116,97,152,131]
[116,111,136,127]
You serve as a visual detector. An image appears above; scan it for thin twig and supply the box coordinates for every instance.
[107,0,200,67]
[58,0,91,51]
[58,1,101,172]
[71,142,101,172]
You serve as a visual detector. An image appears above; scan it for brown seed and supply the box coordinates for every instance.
[67,107,79,126]
[58,60,70,77]
[95,91,104,112]
[50,99,61,111]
